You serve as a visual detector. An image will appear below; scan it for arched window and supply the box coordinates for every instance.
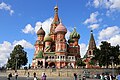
[89,51,91,55]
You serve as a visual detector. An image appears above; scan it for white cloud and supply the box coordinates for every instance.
[98,26,120,40]
[0,2,14,15]
[34,22,42,33]
[88,24,100,30]
[108,34,120,46]
[91,0,120,11]
[80,43,88,58]
[93,0,100,8]
[13,39,34,49]
[22,17,53,35]
[35,18,53,35]
[22,24,34,34]
[0,41,13,67]
[84,11,99,24]
[65,29,71,40]
[0,40,34,67]
[98,26,120,46]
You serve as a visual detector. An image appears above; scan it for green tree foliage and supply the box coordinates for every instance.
[89,60,95,66]
[7,45,28,69]
[92,41,120,68]
[76,59,86,67]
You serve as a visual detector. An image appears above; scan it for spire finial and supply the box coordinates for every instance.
[91,30,93,33]
[40,24,42,29]
[60,18,62,23]
[74,27,76,31]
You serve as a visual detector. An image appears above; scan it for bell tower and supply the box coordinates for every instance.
[86,30,96,58]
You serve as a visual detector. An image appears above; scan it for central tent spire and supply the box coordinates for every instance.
[53,5,59,24]
[50,5,60,35]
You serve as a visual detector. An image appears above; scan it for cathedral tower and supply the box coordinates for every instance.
[34,26,45,58]
[83,30,97,68]
[69,28,80,55]
[32,26,45,68]
[50,5,60,41]
[86,30,96,58]
[55,21,67,68]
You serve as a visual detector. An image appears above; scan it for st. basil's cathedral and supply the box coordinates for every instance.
[31,5,96,69]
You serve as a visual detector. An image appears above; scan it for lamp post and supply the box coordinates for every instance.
[110,56,114,76]
[15,54,19,71]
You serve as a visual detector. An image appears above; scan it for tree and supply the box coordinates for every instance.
[7,44,28,69]
[89,60,95,66]
[76,59,86,67]
[92,41,120,68]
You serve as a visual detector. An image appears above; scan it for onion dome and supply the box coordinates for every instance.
[68,38,74,43]
[37,27,45,35]
[44,35,53,42]
[55,22,67,34]
[36,51,43,58]
[69,28,80,39]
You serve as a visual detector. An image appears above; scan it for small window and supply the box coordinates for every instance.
[52,56,54,59]
[72,57,74,59]
[89,51,91,55]
[61,56,62,59]
[63,56,64,59]
[69,57,71,59]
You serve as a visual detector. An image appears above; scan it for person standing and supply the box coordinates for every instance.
[41,72,47,80]
[27,72,30,80]
[100,73,105,80]
[33,72,37,80]
[116,73,120,80]
[74,73,77,80]
[15,71,18,80]
[108,73,114,80]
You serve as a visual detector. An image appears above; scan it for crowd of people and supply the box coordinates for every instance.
[99,72,120,80]
[7,71,120,80]
[73,72,120,80]
[7,71,47,80]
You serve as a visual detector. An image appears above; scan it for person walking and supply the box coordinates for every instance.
[116,73,120,80]
[8,73,12,80]
[41,72,47,80]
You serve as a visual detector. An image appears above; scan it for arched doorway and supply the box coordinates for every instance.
[67,63,73,68]
[45,62,48,68]
[49,62,56,68]
[38,61,43,68]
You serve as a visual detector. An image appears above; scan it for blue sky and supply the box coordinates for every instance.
[0,0,120,67]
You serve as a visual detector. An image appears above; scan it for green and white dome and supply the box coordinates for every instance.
[69,28,80,39]
[44,35,53,42]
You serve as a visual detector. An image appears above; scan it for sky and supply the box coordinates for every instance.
[0,0,120,67]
